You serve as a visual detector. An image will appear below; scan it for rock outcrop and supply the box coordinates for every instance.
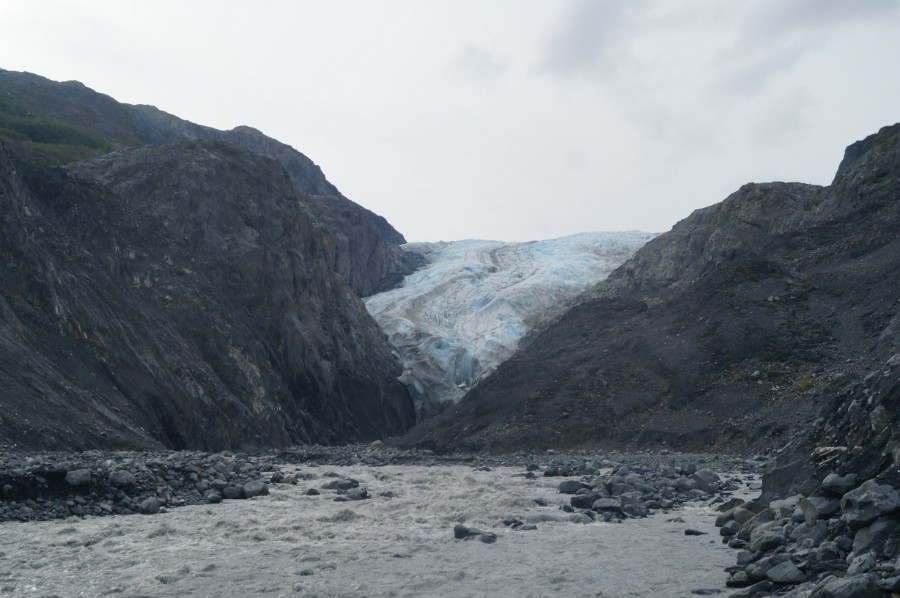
[0,139,415,450]
[400,124,899,455]
[0,67,417,296]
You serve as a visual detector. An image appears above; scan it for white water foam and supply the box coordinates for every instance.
[0,464,742,597]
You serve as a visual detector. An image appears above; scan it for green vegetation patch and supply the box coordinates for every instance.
[0,96,114,163]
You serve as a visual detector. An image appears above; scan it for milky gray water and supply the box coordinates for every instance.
[0,464,748,597]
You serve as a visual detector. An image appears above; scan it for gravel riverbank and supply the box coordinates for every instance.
[0,446,763,597]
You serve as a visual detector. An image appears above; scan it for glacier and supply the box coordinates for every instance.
[364,231,657,417]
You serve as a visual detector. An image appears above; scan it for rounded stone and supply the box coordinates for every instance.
[108,470,136,488]
[65,469,92,487]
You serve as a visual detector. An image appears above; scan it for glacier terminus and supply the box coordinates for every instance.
[365,232,657,418]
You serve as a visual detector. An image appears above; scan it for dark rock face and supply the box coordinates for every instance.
[308,193,425,297]
[401,123,900,454]
[0,140,414,450]
[0,68,418,297]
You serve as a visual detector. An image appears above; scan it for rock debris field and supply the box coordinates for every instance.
[1,444,898,597]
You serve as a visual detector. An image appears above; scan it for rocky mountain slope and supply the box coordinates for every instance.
[0,68,417,296]
[0,71,420,451]
[364,233,655,417]
[401,123,900,456]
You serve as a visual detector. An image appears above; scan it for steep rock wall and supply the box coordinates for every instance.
[0,140,415,450]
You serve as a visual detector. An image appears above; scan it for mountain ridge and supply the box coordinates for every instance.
[0,67,417,297]
[0,69,424,451]
[399,123,900,456]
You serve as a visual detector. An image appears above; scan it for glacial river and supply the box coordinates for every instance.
[0,464,749,597]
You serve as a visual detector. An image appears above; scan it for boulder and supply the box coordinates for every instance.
[821,472,858,496]
[557,480,584,494]
[727,580,773,597]
[570,493,601,509]
[108,470,136,488]
[453,524,497,544]
[592,497,623,513]
[840,480,900,530]
[800,496,841,525]
[65,469,91,487]
[720,520,741,537]
[769,495,802,518]
[790,520,827,547]
[808,573,882,598]
[750,528,786,553]
[746,555,788,582]
[138,496,160,515]
[733,506,755,524]
[322,479,359,491]
[738,509,775,541]
[715,508,735,527]
[846,553,875,576]
[222,486,243,500]
[690,469,720,494]
[851,516,899,556]
[242,480,269,498]
[766,561,805,584]
[674,477,698,493]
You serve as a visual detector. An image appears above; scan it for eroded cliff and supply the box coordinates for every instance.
[0,140,415,450]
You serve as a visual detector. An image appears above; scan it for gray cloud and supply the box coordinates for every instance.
[535,0,646,80]
[747,87,816,147]
[715,0,900,95]
[741,0,900,40]
[452,43,509,83]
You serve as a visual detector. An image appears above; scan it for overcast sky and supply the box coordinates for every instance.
[2,1,899,242]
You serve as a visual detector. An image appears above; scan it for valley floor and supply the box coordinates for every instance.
[0,450,757,597]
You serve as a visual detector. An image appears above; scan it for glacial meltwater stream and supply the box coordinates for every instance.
[0,464,751,597]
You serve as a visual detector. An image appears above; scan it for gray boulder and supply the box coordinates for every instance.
[750,528,786,553]
[821,472,858,495]
[222,486,243,500]
[840,480,900,530]
[851,516,899,556]
[453,524,497,544]
[728,580,773,598]
[138,496,160,515]
[846,553,875,576]
[808,573,882,598]
[592,497,623,513]
[242,480,269,498]
[557,480,584,494]
[674,477,698,493]
[690,468,720,494]
[738,509,775,541]
[746,555,788,582]
[766,561,805,584]
[322,479,359,491]
[570,493,601,509]
[65,469,91,487]
[800,496,841,525]
[108,470,136,488]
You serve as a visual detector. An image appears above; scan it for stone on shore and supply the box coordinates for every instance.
[840,480,900,530]
[821,472,858,496]
[138,496,160,515]
[808,573,883,598]
[65,469,91,487]
[242,480,269,498]
[108,470,136,488]
[766,561,805,584]
[453,524,497,544]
